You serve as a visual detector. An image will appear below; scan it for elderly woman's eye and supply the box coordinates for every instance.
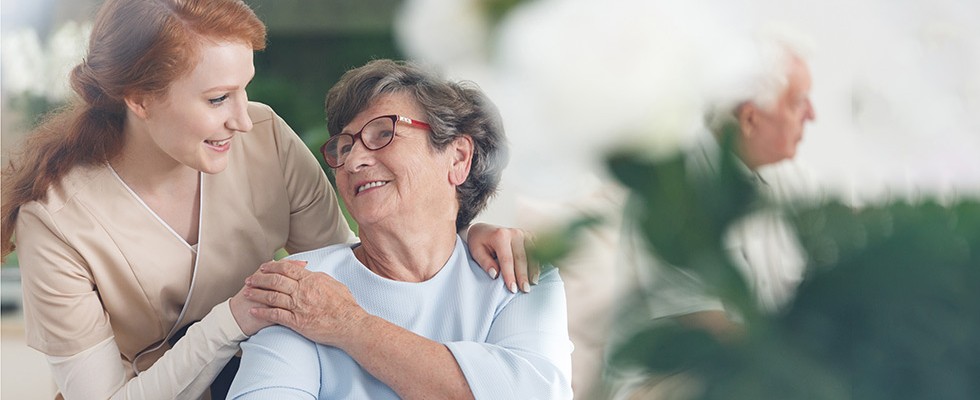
[341,144,353,154]
[378,129,394,139]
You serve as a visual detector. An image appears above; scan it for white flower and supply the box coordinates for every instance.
[396,0,490,70]
[490,0,740,198]
[45,21,92,101]
[1,21,91,102]
[1,29,46,97]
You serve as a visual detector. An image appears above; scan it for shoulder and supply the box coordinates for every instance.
[240,102,285,143]
[457,237,565,296]
[239,101,305,155]
[246,101,276,125]
[23,164,111,217]
[285,242,356,273]
[756,160,822,204]
[536,265,564,286]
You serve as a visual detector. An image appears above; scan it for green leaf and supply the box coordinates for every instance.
[527,213,604,267]
[610,322,726,374]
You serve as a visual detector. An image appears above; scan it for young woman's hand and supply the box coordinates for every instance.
[465,222,539,293]
[230,259,308,336]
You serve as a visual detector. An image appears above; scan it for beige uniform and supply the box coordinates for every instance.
[14,102,354,396]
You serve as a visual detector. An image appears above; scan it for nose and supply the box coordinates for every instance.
[226,96,253,133]
[804,98,816,121]
[342,138,374,173]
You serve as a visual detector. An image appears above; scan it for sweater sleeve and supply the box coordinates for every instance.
[444,268,574,400]
[226,325,321,399]
[47,300,246,399]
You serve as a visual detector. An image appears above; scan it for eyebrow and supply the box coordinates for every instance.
[203,85,240,93]
[204,71,256,94]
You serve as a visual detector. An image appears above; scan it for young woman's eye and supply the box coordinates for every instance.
[208,94,229,105]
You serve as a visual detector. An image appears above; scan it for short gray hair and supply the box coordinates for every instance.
[706,28,812,132]
[324,59,509,231]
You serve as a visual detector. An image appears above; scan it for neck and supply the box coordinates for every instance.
[737,151,763,172]
[354,222,458,283]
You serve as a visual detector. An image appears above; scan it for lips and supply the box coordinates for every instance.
[356,180,389,194]
[204,138,232,147]
[204,137,233,153]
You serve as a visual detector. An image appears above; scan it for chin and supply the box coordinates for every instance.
[199,160,230,175]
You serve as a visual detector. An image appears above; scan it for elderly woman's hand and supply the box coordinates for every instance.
[242,260,367,344]
[229,259,309,336]
[465,222,540,293]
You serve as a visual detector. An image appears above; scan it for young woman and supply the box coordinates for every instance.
[0,1,531,398]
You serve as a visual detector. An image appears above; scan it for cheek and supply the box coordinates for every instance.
[334,173,355,203]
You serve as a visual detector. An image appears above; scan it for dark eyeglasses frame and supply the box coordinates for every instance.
[320,114,431,168]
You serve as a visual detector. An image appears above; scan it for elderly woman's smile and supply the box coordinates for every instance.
[355,180,390,195]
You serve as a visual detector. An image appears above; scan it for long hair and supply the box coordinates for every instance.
[1,0,266,258]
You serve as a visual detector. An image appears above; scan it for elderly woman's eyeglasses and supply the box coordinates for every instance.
[320,115,432,168]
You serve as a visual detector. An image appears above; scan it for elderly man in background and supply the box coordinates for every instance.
[610,32,818,400]
[627,33,818,339]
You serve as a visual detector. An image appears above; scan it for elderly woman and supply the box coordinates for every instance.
[226,59,573,399]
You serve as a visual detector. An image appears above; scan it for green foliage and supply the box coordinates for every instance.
[482,0,532,28]
[536,125,980,399]
[613,161,980,399]
[780,200,980,399]
[608,125,760,323]
[8,93,64,132]
[529,213,604,267]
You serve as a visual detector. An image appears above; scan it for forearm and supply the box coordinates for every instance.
[50,300,247,399]
[341,314,474,400]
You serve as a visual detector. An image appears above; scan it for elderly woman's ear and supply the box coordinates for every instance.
[448,135,474,186]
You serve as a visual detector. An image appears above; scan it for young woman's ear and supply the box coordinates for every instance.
[124,94,150,119]
[448,135,474,186]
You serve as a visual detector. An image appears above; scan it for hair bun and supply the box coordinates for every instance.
[70,61,119,112]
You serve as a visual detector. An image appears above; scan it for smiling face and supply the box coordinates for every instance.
[334,91,471,232]
[129,40,255,174]
[738,56,815,169]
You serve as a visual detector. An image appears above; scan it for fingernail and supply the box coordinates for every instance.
[488,268,498,279]
[531,275,539,285]
[259,266,266,272]
[509,282,517,293]
[522,282,531,293]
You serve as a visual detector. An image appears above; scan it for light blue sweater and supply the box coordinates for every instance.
[227,236,573,399]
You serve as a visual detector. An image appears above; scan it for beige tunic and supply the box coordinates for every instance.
[15,102,355,375]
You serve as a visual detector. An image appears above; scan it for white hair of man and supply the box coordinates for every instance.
[706,26,814,132]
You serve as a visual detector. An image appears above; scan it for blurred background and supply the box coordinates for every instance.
[2,0,979,398]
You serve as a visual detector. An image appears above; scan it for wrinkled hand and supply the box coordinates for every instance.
[243,260,366,346]
[466,222,540,293]
[229,261,308,336]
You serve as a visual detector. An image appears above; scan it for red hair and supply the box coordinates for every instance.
[1,0,266,258]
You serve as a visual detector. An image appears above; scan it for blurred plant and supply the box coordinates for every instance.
[480,0,530,27]
[2,21,92,128]
[534,126,980,399]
